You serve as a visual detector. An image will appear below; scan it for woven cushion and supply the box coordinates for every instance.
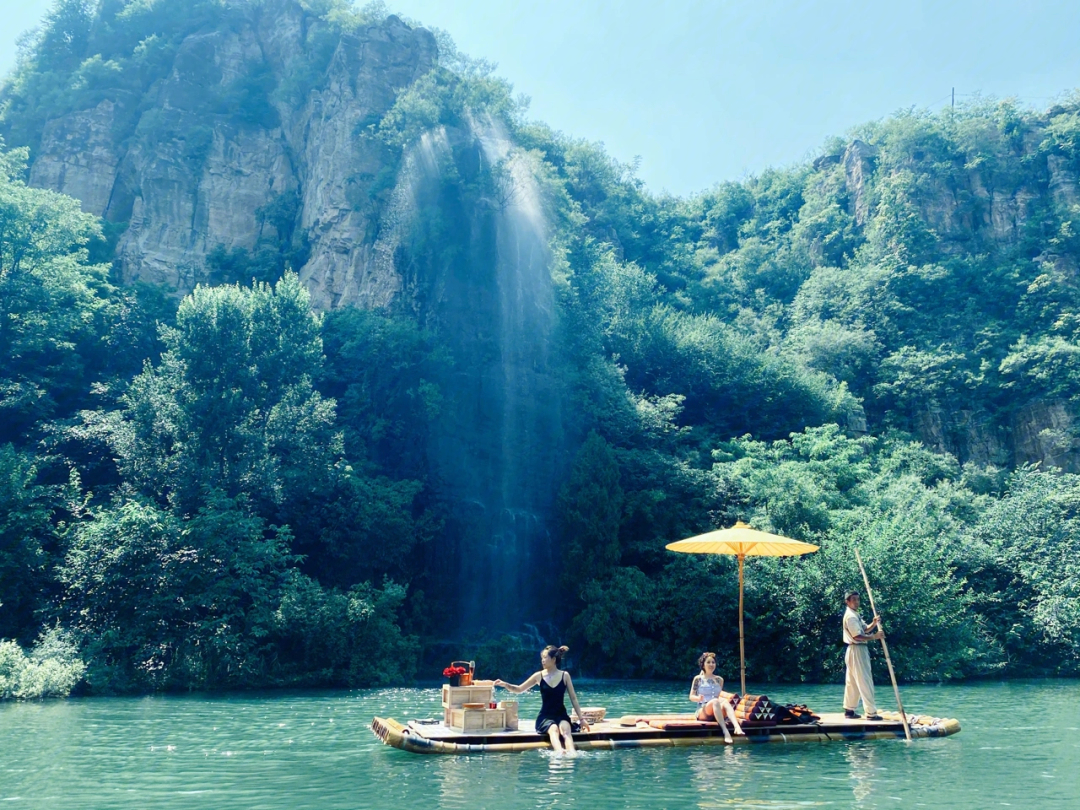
[734,694,775,722]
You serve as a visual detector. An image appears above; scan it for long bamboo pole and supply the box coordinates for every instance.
[854,548,911,741]
[738,554,746,695]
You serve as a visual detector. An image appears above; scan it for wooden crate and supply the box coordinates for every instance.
[501,701,519,729]
[442,684,494,708]
[449,707,508,732]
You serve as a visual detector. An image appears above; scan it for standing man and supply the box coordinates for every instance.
[842,590,884,721]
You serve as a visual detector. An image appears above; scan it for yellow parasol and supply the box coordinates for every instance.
[666,520,819,694]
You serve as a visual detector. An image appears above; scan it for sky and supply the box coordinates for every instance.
[3,0,1080,197]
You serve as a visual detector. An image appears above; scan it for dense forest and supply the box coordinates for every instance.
[2,0,1080,698]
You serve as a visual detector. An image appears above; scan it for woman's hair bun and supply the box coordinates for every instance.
[543,644,569,663]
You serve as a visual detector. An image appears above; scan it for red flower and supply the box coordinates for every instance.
[442,665,467,678]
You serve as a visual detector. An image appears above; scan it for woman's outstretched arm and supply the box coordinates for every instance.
[494,672,541,694]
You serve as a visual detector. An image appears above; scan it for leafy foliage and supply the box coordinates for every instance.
[57,276,426,690]
[963,468,1080,674]
[0,142,112,442]
[0,446,67,643]
[0,627,85,699]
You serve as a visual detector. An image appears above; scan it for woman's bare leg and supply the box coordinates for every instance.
[559,720,577,754]
[720,700,745,736]
[547,724,565,753]
[707,699,734,743]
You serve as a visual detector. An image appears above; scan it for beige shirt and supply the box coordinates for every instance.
[843,606,868,645]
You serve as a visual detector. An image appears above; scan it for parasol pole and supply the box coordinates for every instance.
[854,548,911,741]
[738,553,746,695]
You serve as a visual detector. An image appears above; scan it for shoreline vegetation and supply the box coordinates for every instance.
[2,0,1080,699]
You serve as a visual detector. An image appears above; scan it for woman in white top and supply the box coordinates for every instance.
[689,651,745,744]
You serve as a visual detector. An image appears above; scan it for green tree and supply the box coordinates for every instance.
[319,307,444,477]
[60,494,292,691]
[963,467,1080,675]
[0,626,85,700]
[60,492,418,691]
[0,142,111,443]
[102,273,335,514]
[0,446,67,642]
[558,432,624,601]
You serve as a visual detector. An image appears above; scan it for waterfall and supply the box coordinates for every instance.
[469,114,559,631]
[386,115,564,633]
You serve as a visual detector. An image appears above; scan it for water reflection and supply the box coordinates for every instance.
[542,749,578,809]
[543,750,578,773]
[687,746,751,806]
[844,744,877,806]
[433,754,527,808]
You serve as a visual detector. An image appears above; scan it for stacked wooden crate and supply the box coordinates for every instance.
[441,685,518,732]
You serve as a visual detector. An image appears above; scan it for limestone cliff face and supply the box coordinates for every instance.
[843,139,877,226]
[910,401,1080,473]
[27,0,436,310]
[29,99,124,217]
[823,113,1080,258]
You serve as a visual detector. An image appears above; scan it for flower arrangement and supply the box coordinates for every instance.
[442,660,474,685]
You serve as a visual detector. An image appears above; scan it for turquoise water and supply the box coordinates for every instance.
[1,680,1077,809]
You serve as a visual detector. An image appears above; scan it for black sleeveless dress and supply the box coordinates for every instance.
[535,672,572,734]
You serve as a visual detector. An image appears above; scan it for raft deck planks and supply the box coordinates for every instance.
[371,711,961,754]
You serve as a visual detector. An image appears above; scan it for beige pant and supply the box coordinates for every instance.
[843,643,876,714]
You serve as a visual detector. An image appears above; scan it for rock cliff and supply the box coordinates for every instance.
[27,0,437,310]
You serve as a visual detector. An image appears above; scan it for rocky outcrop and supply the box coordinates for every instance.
[910,400,1080,472]
[813,152,841,171]
[1012,399,1080,472]
[29,99,124,216]
[1047,154,1080,208]
[295,21,436,309]
[27,0,437,309]
[843,139,877,226]
[826,129,1080,254]
[911,407,1010,468]
[989,188,1035,244]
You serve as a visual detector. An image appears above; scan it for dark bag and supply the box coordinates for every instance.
[777,703,820,724]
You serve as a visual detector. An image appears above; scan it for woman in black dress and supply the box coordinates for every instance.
[495,645,589,753]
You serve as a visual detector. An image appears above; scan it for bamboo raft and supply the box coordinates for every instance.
[371,711,961,755]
